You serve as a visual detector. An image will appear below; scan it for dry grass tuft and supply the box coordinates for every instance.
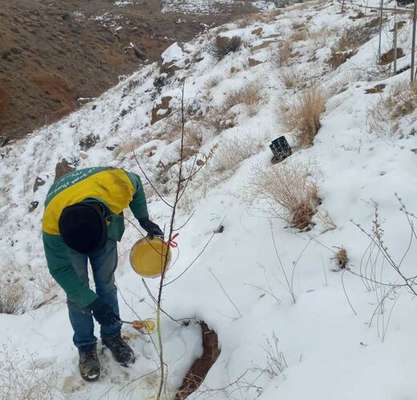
[182,124,205,160]
[113,136,145,158]
[212,136,263,173]
[252,162,320,231]
[280,86,326,147]
[280,68,303,90]
[0,280,24,314]
[273,40,293,67]
[290,28,307,42]
[223,83,263,116]
[368,81,417,135]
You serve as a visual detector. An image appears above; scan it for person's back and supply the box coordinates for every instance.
[41,166,163,381]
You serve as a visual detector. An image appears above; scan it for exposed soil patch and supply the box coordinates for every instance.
[175,321,220,400]
[0,0,256,141]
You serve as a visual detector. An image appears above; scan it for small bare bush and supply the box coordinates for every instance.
[0,280,24,314]
[252,162,320,230]
[368,82,417,135]
[0,348,59,400]
[212,136,263,173]
[214,35,242,60]
[280,86,326,147]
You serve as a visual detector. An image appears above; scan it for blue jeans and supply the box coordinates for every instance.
[67,239,121,351]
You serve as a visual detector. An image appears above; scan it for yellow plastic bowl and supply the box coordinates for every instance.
[129,237,172,278]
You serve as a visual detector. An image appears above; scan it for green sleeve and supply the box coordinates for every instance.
[42,233,97,308]
[126,171,149,221]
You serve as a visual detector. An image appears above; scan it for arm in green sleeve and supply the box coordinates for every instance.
[126,171,149,220]
[42,233,97,309]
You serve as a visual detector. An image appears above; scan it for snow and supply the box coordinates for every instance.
[1,0,417,399]
[161,42,184,65]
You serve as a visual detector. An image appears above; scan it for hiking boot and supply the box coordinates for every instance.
[102,334,135,366]
[79,345,100,382]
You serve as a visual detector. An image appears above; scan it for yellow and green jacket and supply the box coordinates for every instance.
[42,167,148,308]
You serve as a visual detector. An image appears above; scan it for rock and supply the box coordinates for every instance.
[160,61,181,77]
[214,35,242,59]
[29,201,39,212]
[79,133,99,151]
[248,57,263,67]
[33,177,46,192]
[151,96,172,125]
[251,27,263,36]
[54,158,75,181]
[365,84,386,94]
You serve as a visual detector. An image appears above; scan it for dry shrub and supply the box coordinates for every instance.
[252,162,320,230]
[273,40,293,67]
[379,47,405,65]
[280,68,302,90]
[308,27,333,49]
[0,280,24,314]
[326,23,375,69]
[280,86,326,147]
[327,49,356,70]
[0,348,58,400]
[336,23,377,52]
[223,83,263,116]
[204,76,222,91]
[212,136,263,173]
[203,109,236,134]
[290,28,307,42]
[368,81,417,135]
[182,125,204,160]
[214,35,242,60]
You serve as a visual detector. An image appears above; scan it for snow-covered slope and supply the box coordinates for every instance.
[1,1,417,399]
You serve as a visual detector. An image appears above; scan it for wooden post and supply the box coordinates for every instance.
[411,0,417,82]
[378,0,384,61]
[393,3,398,75]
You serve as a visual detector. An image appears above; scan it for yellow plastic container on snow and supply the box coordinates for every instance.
[130,237,172,278]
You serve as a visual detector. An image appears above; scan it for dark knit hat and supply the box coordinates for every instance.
[59,202,107,254]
